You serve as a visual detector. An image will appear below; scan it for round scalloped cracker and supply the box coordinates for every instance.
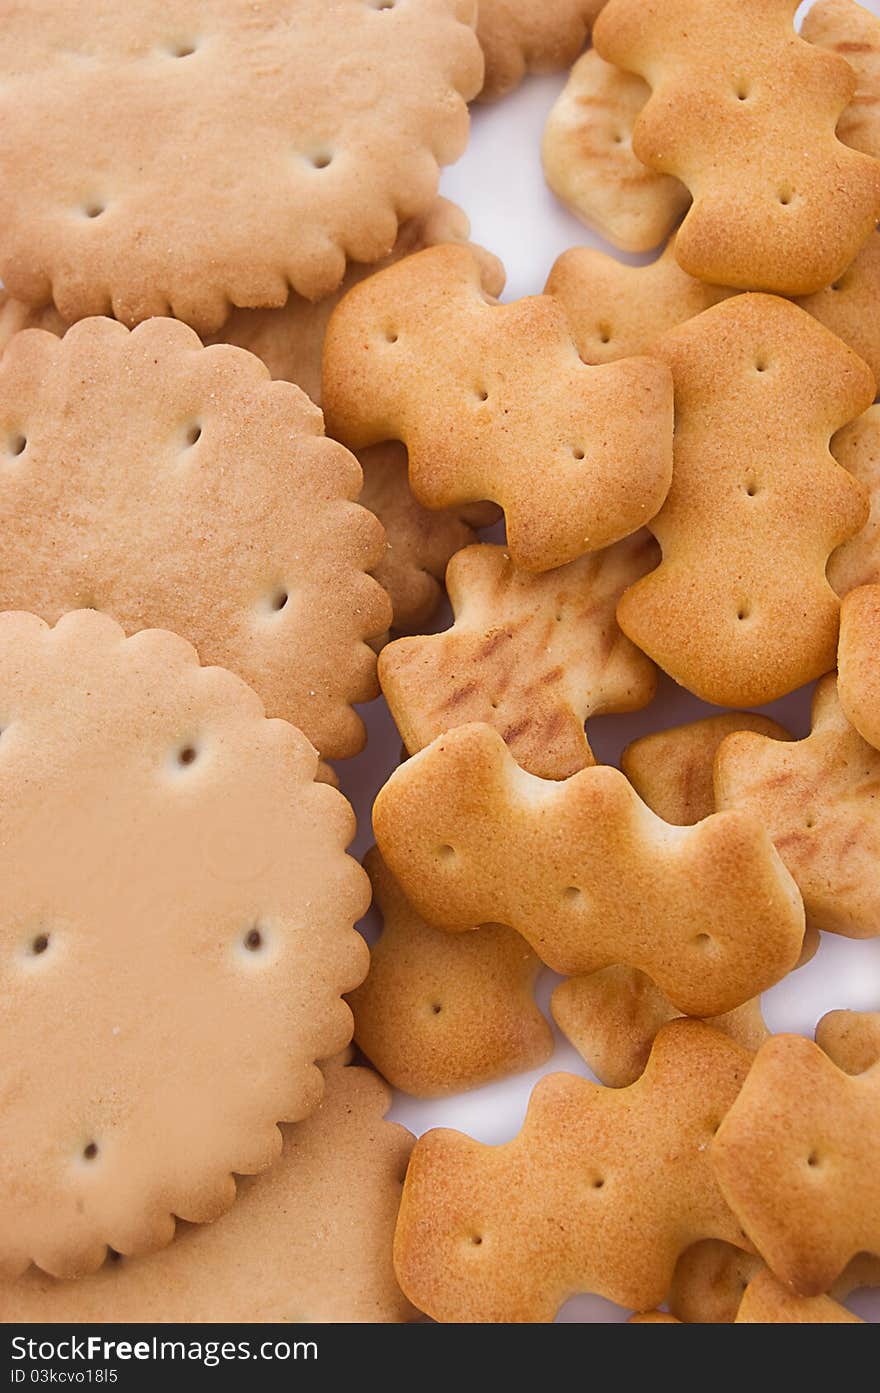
[0,0,483,333]
[0,1056,414,1322]
[0,610,370,1281]
[0,315,390,760]
[476,0,603,102]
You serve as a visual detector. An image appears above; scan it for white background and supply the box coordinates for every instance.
[337,0,880,1321]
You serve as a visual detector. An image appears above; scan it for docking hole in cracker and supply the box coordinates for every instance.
[0,610,370,1280]
[593,0,880,295]
[0,315,391,760]
[322,243,674,574]
[0,1,483,331]
[372,722,806,1018]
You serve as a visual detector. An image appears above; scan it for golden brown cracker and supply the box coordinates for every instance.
[349,850,553,1097]
[545,238,731,365]
[0,0,483,332]
[542,51,690,252]
[735,1270,862,1323]
[669,1240,880,1323]
[0,1057,414,1323]
[323,242,674,573]
[476,0,603,101]
[715,674,880,939]
[713,1033,880,1296]
[551,968,769,1090]
[616,294,872,707]
[0,610,370,1280]
[795,229,880,386]
[594,0,880,294]
[829,405,880,595]
[373,722,805,1017]
[393,1020,753,1320]
[803,0,880,159]
[838,583,880,749]
[816,1009,880,1076]
[0,315,390,760]
[379,534,658,780]
[621,712,793,827]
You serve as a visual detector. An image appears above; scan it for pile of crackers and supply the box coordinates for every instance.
[0,0,878,1325]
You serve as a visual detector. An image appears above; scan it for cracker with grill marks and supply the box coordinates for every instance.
[0,610,370,1280]
[838,583,880,750]
[616,294,872,707]
[323,243,674,574]
[379,533,658,780]
[0,1056,414,1323]
[593,0,880,294]
[0,0,483,332]
[542,50,689,252]
[373,722,805,1018]
[349,850,552,1097]
[393,1020,753,1321]
[0,315,391,759]
[712,1033,880,1296]
[476,0,603,102]
[715,675,880,939]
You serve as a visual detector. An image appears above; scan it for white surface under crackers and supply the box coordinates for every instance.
[337,0,880,1323]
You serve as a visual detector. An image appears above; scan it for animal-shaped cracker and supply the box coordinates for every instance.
[802,0,880,160]
[838,584,880,749]
[0,0,483,332]
[829,406,880,595]
[359,444,499,636]
[715,675,880,939]
[379,534,658,780]
[713,1033,880,1295]
[616,295,872,707]
[373,723,805,1018]
[593,0,880,294]
[735,1271,862,1324]
[348,850,553,1096]
[0,610,370,1280]
[0,1056,415,1323]
[621,713,792,826]
[795,229,880,386]
[669,1241,880,1323]
[551,967,768,1089]
[542,51,689,252]
[545,239,731,366]
[393,1020,752,1320]
[0,316,391,760]
[816,1009,880,1077]
[322,243,674,573]
[476,0,603,102]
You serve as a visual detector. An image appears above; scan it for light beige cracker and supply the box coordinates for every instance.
[735,1270,862,1323]
[393,1020,752,1321]
[0,1056,414,1323]
[616,294,872,707]
[322,242,674,574]
[0,0,483,332]
[542,51,690,252]
[476,0,603,102]
[828,405,880,595]
[712,1033,880,1296]
[621,712,793,827]
[0,315,390,760]
[715,675,880,939]
[379,533,658,780]
[802,0,880,160]
[349,850,553,1097]
[373,722,805,1018]
[838,583,880,749]
[594,0,880,294]
[0,609,370,1280]
[545,238,731,365]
